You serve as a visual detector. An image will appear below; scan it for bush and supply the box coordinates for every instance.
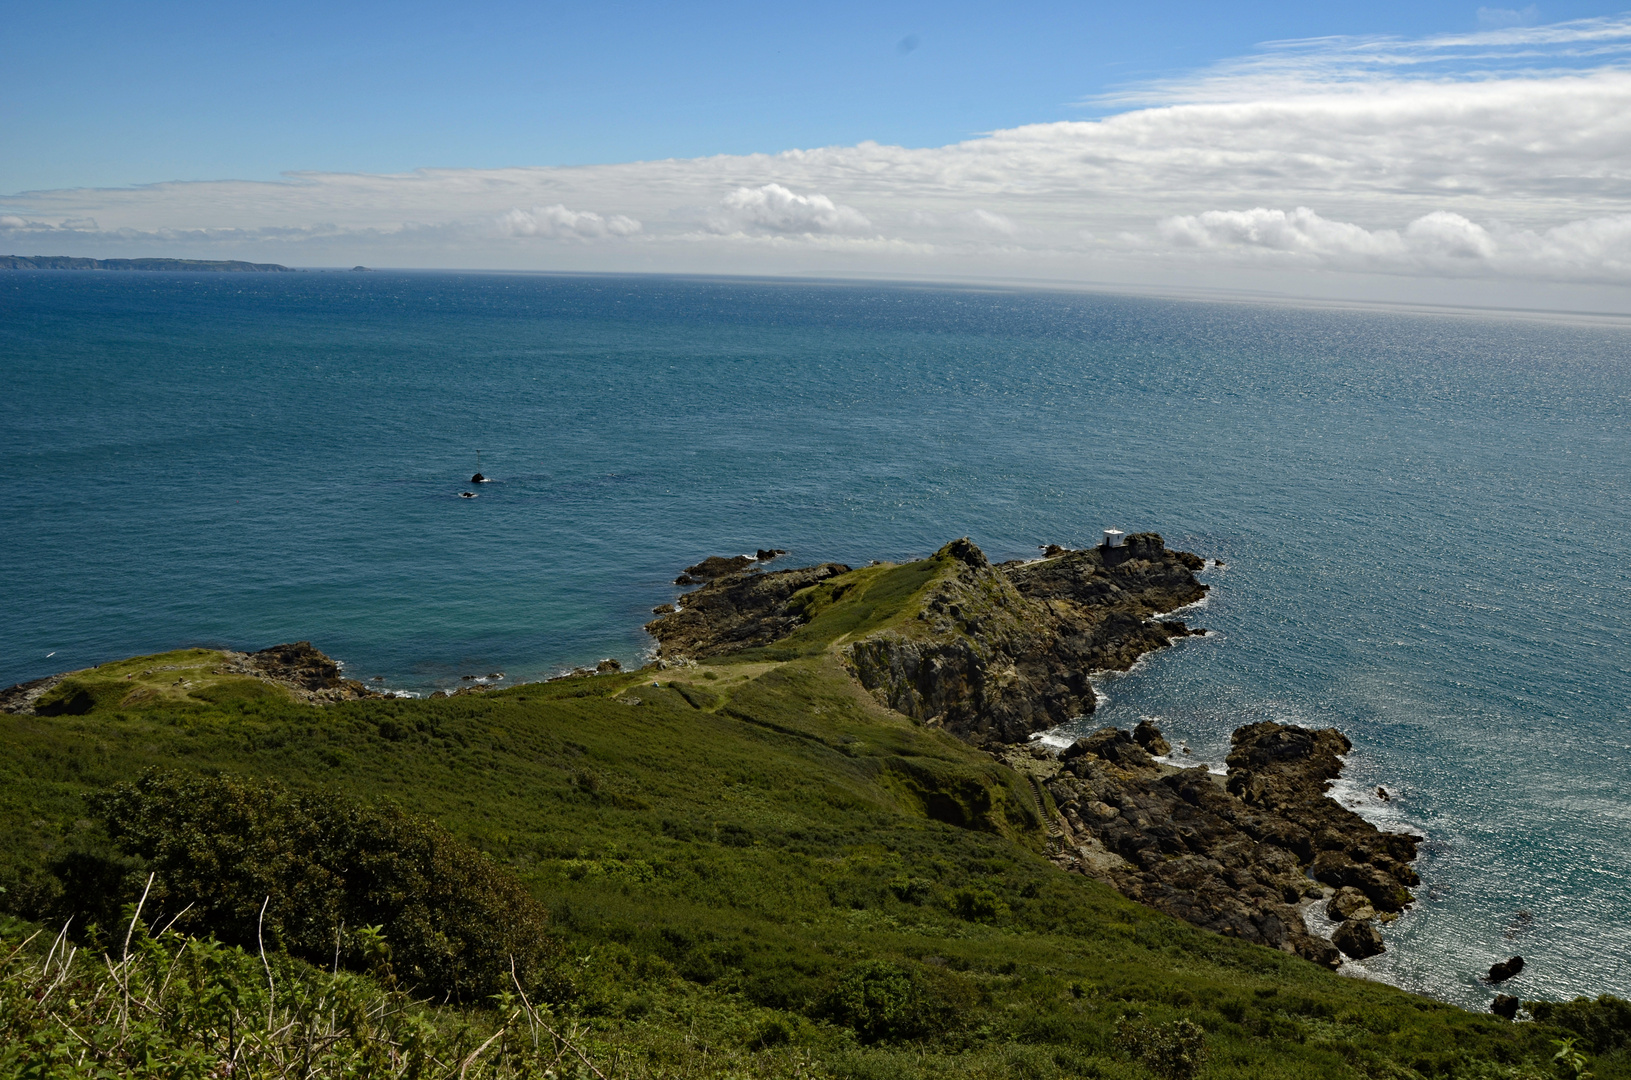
[1528,995,1631,1055]
[824,960,959,1043]
[66,771,564,1002]
[1116,1015,1207,1080]
[950,885,1009,923]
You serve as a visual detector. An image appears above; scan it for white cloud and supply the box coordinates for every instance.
[498,204,640,240]
[709,183,872,236]
[12,16,1631,306]
[1155,205,1631,280]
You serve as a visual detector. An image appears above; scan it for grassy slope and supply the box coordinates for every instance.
[0,553,1599,1079]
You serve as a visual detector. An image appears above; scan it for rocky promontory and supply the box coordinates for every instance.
[648,534,1208,744]
[649,535,1417,967]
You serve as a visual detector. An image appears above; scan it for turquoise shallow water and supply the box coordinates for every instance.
[2,270,1629,1010]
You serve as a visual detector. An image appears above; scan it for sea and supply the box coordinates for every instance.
[2,270,1628,1011]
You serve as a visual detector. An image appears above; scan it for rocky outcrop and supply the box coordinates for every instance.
[646,535,1207,744]
[0,674,68,715]
[0,641,378,714]
[844,536,1207,744]
[1029,719,1419,968]
[646,561,852,659]
[1487,957,1525,983]
[219,642,379,704]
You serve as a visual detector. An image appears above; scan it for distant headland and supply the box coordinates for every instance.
[0,255,295,272]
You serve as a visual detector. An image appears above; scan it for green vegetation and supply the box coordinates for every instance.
[2,550,1624,1078]
[30,648,293,716]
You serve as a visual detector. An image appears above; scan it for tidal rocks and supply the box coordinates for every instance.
[1492,994,1521,1020]
[1487,956,1525,983]
[1333,919,1385,960]
[1036,719,1417,968]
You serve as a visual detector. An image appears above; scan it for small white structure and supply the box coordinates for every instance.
[1102,528,1125,548]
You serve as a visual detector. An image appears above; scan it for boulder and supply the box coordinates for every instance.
[1487,956,1525,983]
[1063,727,1159,771]
[755,548,788,561]
[1326,886,1375,922]
[1133,719,1171,756]
[1333,919,1385,960]
[595,658,623,673]
[1491,995,1520,1020]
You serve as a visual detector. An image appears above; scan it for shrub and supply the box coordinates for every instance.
[1116,1015,1208,1080]
[823,960,966,1043]
[66,770,564,1002]
[950,885,1009,923]
[1528,995,1631,1055]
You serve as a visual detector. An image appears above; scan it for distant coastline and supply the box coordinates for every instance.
[0,255,294,272]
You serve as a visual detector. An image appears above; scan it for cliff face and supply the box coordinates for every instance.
[844,536,1207,744]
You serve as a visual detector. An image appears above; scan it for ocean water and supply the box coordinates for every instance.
[2,270,1629,1010]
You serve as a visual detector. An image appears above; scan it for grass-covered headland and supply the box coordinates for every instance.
[2,543,1626,1078]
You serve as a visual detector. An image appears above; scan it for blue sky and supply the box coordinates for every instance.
[8,2,1631,308]
[3,0,1622,193]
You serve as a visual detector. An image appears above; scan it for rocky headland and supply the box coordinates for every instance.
[649,535,1418,967]
[647,534,1208,744]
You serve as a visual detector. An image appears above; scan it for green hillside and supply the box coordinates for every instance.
[1,550,1617,1079]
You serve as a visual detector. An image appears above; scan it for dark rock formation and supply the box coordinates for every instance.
[1033,719,1418,968]
[1333,919,1385,960]
[1492,994,1521,1020]
[596,658,622,673]
[471,472,486,483]
[1134,719,1171,756]
[647,535,1207,744]
[645,560,851,660]
[1487,956,1525,983]
[844,536,1206,743]
[1327,886,1375,921]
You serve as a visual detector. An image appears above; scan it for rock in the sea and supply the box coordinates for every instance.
[596,658,622,673]
[1326,886,1376,922]
[1487,956,1525,983]
[1333,919,1385,960]
[756,548,787,561]
[471,472,486,483]
[1491,994,1521,1020]
[1133,718,1171,756]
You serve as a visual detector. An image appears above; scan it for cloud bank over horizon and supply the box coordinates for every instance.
[10,15,1631,309]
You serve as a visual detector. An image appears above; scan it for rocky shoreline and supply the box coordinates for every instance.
[5,533,1420,971]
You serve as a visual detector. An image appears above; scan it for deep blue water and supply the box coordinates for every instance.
[3,270,1629,1010]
